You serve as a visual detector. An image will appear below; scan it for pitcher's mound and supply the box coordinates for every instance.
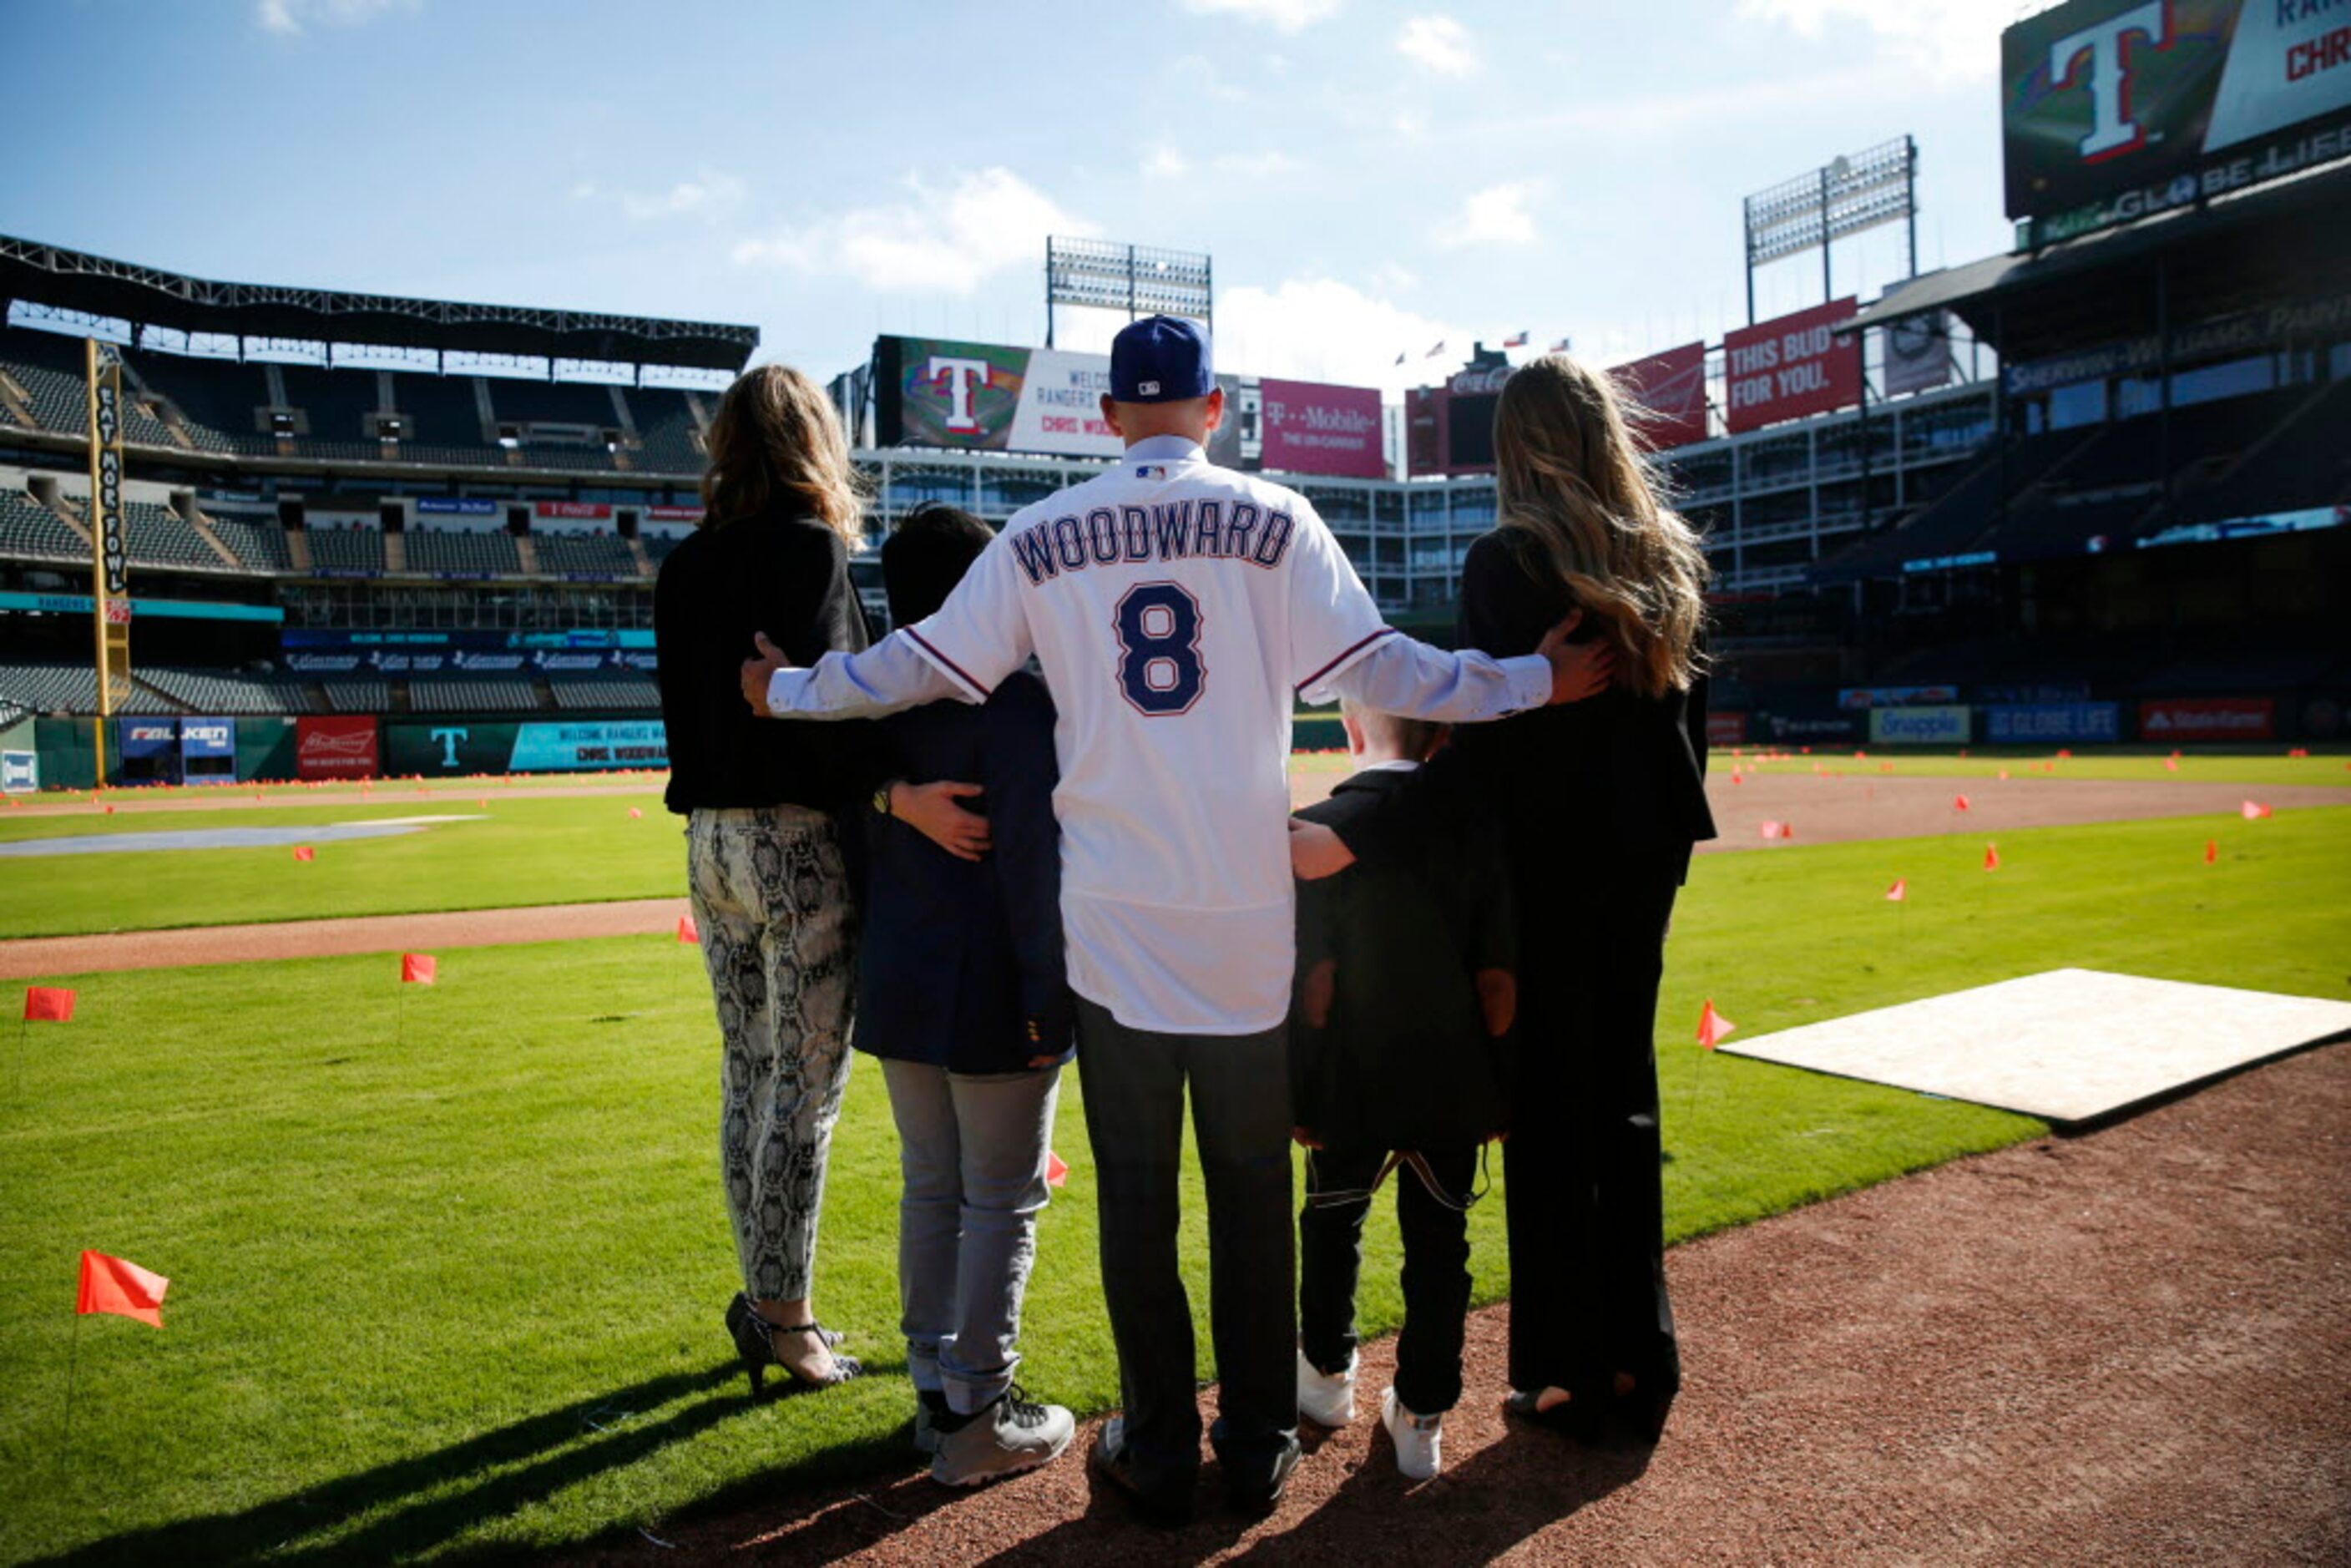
[1722,968,2351,1123]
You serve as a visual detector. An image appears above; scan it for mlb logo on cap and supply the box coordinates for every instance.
[1111,316,1214,403]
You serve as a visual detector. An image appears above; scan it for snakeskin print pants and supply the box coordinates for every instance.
[686,804,856,1304]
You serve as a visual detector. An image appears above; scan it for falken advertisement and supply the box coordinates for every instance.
[872,336,1384,477]
[2004,0,2351,234]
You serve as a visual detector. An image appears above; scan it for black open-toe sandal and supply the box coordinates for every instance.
[1503,1386,1605,1444]
[724,1293,862,1398]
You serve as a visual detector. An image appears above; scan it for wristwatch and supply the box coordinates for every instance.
[872,782,896,817]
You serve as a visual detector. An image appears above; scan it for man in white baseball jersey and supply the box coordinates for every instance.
[741,316,1610,1523]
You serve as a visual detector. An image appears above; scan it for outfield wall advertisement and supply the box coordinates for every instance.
[1869,705,1974,745]
[1610,342,1709,448]
[2004,0,2351,236]
[387,720,666,775]
[873,335,1384,476]
[1984,701,2122,743]
[2139,695,2276,740]
[1723,299,1860,433]
[296,715,380,779]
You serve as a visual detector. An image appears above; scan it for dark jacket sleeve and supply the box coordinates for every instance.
[983,675,1072,1060]
[1321,534,1549,867]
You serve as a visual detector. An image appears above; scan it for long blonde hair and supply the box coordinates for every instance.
[699,363,867,549]
[1493,354,1709,698]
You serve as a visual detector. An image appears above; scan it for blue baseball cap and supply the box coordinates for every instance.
[1110,316,1214,403]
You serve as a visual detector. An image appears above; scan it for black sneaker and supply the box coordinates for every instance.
[1089,1416,1195,1529]
[1223,1433,1302,1516]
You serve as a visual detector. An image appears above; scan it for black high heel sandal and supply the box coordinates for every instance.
[724,1292,861,1398]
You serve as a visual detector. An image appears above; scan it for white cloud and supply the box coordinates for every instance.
[1736,0,2011,74]
[574,170,746,223]
[1433,180,1540,250]
[1179,0,1341,33]
[1143,146,1302,180]
[1396,15,1477,76]
[255,0,413,35]
[1216,276,1464,390]
[1142,145,1191,180]
[732,168,1095,296]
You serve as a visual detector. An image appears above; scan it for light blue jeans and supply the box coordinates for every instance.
[881,1058,1062,1414]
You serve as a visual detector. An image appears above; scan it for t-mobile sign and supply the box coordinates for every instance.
[1723,298,1860,433]
[1259,379,1383,478]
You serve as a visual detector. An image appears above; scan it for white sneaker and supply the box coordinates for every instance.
[1381,1386,1443,1480]
[928,1384,1075,1486]
[1297,1347,1357,1428]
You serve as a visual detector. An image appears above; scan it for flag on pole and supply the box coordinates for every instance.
[1696,999,1736,1050]
[1045,1151,1069,1188]
[291,845,315,862]
[1885,878,1907,903]
[76,1251,167,1328]
[1550,337,1571,352]
[675,914,698,945]
[2204,838,2217,864]
[1984,843,2000,871]
[1393,351,1406,367]
[1504,331,1529,348]
[1424,341,1446,358]
[24,987,75,1022]
[400,953,437,986]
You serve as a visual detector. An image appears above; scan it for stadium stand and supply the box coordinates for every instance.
[640,529,687,566]
[305,521,387,573]
[323,679,390,712]
[549,676,659,711]
[629,388,705,470]
[0,487,83,561]
[402,528,520,576]
[532,531,635,575]
[124,500,223,571]
[409,678,540,713]
[0,329,94,436]
[277,363,383,446]
[0,664,179,716]
[131,350,276,455]
[199,511,291,572]
[139,667,311,715]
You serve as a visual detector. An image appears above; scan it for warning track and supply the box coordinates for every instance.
[565,1039,2351,1566]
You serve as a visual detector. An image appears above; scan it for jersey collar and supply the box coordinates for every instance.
[1124,434,1206,464]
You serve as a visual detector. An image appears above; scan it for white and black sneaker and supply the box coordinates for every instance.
[929,1383,1075,1487]
[1381,1386,1443,1480]
[1297,1348,1358,1428]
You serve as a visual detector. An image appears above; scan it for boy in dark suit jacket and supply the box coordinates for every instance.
[857,504,1076,1488]
[1289,700,1516,1481]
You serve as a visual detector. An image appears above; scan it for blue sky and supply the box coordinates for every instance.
[3,0,2028,391]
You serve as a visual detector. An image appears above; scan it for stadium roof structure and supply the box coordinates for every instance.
[0,235,759,372]
[1847,160,2351,357]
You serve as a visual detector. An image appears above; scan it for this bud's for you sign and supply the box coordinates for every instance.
[1724,297,1861,433]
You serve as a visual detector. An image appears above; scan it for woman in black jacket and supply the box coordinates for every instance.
[656,364,979,1395]
[1292,354,1714,1443]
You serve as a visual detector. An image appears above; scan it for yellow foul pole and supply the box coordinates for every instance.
[83,340,128,788]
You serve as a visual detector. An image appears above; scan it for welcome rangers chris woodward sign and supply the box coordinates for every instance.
[2005,0,2351,237]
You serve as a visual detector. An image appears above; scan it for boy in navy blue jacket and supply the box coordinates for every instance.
[1289,701,1516,1481]
[857,504,1076,1487]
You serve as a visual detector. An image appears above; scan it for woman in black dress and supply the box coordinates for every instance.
[1292,353,1714,1441]
[655,364,982,1394]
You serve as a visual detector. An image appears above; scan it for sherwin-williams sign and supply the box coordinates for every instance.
[2004,0,2351,233]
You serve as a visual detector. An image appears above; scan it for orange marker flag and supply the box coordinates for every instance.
[2163,756,2178,772]
[1045,1151,1069,1188]
[1997,768,2010,781]
[1954,793,1970,811]
[2204,838,2217,864]
[675,914,699,945]
[77,1251,168,1328]
[291,845,315,862]
[1696,999,1736,1050]
[1984,843,2000,871]
[1885,878,1907,903]
[400,953,437,985]
[1729,770,1742,785]
[628,807,644,820]
[24,986,76,1022]
[1759,820,1788,840]
[2240,800,2271,821]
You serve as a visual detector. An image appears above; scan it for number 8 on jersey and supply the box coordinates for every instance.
[1115,581,1206,716]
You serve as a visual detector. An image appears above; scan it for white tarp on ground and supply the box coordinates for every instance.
[1720,969,2351,1124]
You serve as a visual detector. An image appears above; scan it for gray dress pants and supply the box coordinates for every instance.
[1074,995,1297,1482]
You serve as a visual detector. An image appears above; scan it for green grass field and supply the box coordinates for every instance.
[3,799,2345,1564]
[1717,746,2351,788]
